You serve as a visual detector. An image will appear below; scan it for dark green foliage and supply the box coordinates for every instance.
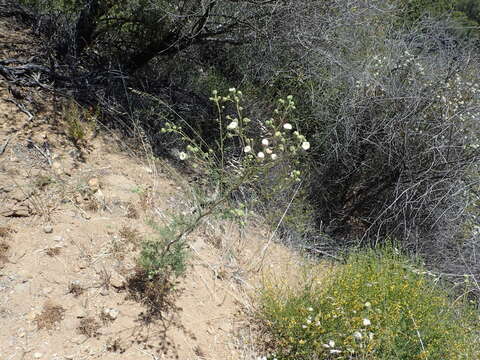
[19,0,282,72]
[398,0,480,39]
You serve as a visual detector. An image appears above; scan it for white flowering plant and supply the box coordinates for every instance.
[160,88,310,222]
[137,89,310,285]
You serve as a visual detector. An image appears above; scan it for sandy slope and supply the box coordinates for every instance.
[0,14,304,360]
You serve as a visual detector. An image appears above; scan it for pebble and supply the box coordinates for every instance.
[43,225,53,234]
[110,272,124,288]
[100,288,109,296]
[71,336,84,344]
[51,161,63,175]
[88,178,100,192]
[33,352,42,359]
[102,307,119,320]
[43,287,53,295]
[26,310,39,321]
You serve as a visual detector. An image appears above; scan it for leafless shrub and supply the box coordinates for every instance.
[229,1,480,274]
[35,301,65,330]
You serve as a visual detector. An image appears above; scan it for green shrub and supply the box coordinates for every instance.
[396,0,480,39]
[138,217,190,281]
[258,247,480,359]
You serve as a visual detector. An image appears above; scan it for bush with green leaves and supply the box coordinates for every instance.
[258,246,480,360]
[138,217,190,281]
[18,0,289,72]
[396,0,480,40]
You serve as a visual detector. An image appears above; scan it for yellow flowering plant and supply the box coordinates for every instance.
[257,246,480,360]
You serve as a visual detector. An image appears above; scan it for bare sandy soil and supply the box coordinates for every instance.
[0,14,304,360]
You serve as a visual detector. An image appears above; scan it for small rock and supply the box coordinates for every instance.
[18,270,32,282]
[110,272,124,288]
[71,336,84,344]
[10,189,26,202]
[94,189,105,201]
[102,307,119,320]
[43,225,53,234]
[87,178,100,193]
[43,287,52,295]
[52,236,63,242]
[14,282,29,292]
[33,352,42,359]
[26,311,39,321]
[100,288,109,296]
[51,161,63,175]
[5,208,31,217]
[109,308,119,320]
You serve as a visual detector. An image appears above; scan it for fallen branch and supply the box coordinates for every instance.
[5,98,34,121]
[0,135,15,155]
[26,139,52,166]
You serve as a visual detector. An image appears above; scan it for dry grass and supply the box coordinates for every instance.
[0,242,9,267]
[0,226,14,238]
[84,197,100,212]
[106,337,126,353]
[126,202,138,219]
[0,226,13,266]
[34,174,53,189]
[119,225,140,247]
[45,246,61,257]
[68,281,85,297]
[35,301,65,330]
[193,345,206,358]
[77,317,101,338]
[126,267,182,320]
[110,225,141,260]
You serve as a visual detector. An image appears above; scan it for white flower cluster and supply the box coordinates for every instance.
[221,93,310,170]
[295,302,376,358]
[353,49,480,150]
[163,89,312,192]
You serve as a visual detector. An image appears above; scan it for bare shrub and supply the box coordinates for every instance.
[35,301,65,330]
[227,1,480,275]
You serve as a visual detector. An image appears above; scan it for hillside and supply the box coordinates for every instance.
[2,2,480,359]
[0,15,305,360]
